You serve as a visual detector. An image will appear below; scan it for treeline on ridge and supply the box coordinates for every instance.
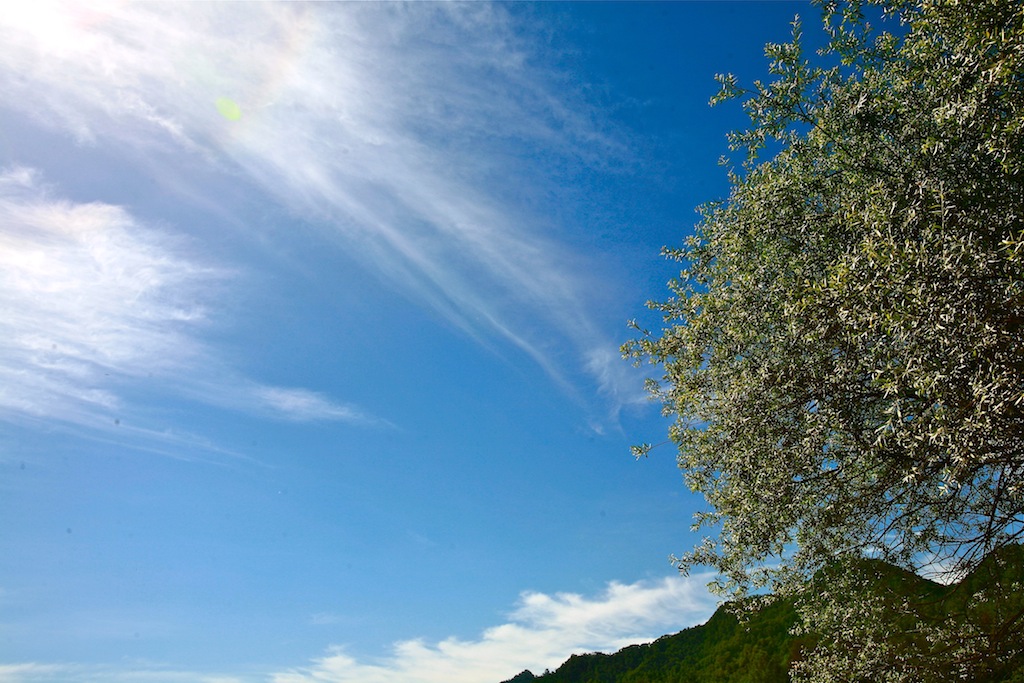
[501,545,1024,683]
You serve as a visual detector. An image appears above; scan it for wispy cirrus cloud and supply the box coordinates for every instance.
[0,662,249,683]
[0,167,372,438]
[0,2,640,417]
[273,575,717,683]
[239,385,382,426]
[0,166,210,424]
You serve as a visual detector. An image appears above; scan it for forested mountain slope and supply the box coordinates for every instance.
[501,546,1024,683]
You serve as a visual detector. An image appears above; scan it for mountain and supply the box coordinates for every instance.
[501,545,1024,683]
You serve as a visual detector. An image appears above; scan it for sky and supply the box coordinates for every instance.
[0,2,811,682]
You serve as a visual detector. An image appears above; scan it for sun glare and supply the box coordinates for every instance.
[2,1,119,56]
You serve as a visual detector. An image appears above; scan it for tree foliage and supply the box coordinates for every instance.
[792,546,1024,682]
[625,0,1024,677]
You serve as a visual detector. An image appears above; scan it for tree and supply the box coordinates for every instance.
[624,0,1024,678]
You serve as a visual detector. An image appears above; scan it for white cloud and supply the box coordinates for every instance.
[0,167,210,423]
[0,2,638,414]
[0,663,68,681]
[310,612,345,627]
[0,576,717,683]
[585,345,651,420]
[250,386,377,424]
[0,662,251,683]
[271,575,717,683]
[0,167,370,438]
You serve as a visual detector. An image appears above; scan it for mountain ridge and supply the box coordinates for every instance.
[500,545,1024,683]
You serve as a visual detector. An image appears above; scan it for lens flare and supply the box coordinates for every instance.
[215,97,242,121]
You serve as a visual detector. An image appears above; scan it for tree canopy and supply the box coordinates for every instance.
[625,0,1024,678]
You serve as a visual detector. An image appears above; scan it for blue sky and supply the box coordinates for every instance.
[1,2,810,682]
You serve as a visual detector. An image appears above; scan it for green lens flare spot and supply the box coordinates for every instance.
[215,97,242,121]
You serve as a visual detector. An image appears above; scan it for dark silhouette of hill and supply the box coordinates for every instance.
[500,545,1024,683]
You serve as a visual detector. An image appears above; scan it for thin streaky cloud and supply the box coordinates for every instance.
[0,166,211,422]
[585,345,650,418]
[0,662,251,683]
[0,167,375,441]
[249,385,384,425]
[0,2,640,417]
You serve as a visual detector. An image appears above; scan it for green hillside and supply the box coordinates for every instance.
[501,546,1024,683]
